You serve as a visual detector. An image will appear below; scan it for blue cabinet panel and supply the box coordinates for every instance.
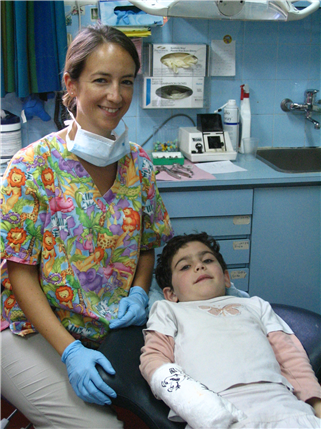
[161,189,253,218]
[249,186,321,313]
[170,216,251,237]
[218,239,250,266]
[155,238,250,267]
[229,268,249,292]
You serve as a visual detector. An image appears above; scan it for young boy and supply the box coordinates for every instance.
[140,233,321,429]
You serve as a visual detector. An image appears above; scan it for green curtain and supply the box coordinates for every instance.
[1,0,68,98]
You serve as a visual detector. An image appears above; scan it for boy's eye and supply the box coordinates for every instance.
[180,264,190,271]
[203,258,214,264]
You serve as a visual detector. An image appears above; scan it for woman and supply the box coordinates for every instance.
[1,24,173,429]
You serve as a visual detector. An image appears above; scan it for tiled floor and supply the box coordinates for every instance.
[1,399,148,429]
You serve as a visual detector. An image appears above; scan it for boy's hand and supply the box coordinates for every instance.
[151,363,247,428]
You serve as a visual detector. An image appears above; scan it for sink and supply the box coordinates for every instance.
[256,147,321,173]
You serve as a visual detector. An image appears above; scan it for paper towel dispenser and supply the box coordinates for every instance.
[129,1,319,21]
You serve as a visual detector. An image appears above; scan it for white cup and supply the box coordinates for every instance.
[242,137,259,161]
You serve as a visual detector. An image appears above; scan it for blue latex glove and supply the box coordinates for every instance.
[61,340,117,405]
[109,286,148,329]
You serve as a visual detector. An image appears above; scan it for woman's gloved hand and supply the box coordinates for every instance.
[61,340,117,405]
[109,286,148,329]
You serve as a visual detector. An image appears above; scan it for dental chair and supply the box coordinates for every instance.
[98,303,321,429]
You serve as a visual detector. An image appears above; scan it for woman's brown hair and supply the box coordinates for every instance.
[62,23,140,115]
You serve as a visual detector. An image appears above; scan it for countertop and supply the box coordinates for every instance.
[2,153,318,191]
[156,154,321,191]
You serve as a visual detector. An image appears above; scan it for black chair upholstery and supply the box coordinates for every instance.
[98,325,185,429]
[98,304,321,429]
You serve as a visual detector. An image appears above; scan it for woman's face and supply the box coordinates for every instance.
[67,42,136,138]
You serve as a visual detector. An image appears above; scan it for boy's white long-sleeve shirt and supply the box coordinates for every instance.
[140,296,321,403]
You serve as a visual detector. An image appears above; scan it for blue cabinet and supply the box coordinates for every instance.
[249,186,321,313]
[159,183,321,311]
[159,189,253,292]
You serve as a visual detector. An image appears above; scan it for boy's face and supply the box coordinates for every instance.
[163,241,231,303]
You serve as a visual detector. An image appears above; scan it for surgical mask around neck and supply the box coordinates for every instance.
[66,117,130,167]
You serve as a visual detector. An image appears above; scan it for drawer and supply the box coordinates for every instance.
[155,239,250,266]
[170,215,251,237]
[161,189,253,218]
[229,268,249,292]
[217,239,250,265]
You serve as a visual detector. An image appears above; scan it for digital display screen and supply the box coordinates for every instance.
[208,136,223,149]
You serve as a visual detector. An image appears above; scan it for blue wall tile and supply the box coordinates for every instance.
[244,21,279,45]
[247,80,276,115]
[172,18,209,43]
[311,9,321,44]
[278,18,312,45]
[274,113,307,147]
[243,44,277,80]
[277,44,312,80]
[251,114,274,147]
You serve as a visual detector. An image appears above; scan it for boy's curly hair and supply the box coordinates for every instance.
[155,232,227,290]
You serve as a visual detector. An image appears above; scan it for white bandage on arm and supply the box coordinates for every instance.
[150,363,246,429]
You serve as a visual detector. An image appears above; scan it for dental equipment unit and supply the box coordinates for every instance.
[179,114,238,162]
[128,1,319,21]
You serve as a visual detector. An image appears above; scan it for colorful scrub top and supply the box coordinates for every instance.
[1,133,173,346]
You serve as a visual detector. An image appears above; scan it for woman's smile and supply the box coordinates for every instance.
[99,106,120,114]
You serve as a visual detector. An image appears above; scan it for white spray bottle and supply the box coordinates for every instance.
[223,99,239,152]
[239,84,251,153]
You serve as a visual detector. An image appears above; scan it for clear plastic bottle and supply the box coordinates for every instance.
[223,99,239,152]
[239,84,251,153]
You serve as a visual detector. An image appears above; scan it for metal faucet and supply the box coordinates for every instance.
[280,89,321,130]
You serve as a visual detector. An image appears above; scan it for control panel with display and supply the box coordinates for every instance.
[178,114,237,162]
